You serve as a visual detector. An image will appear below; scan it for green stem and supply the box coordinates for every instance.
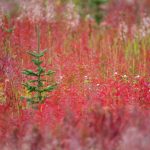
[36,25,42,102]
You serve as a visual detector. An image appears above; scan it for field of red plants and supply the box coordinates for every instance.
[0,0,150,150]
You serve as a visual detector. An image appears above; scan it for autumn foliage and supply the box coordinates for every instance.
[0,0,150,149]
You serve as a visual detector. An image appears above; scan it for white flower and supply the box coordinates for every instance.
[59,75,63,80]
[123,75,127,78]
[84,76,88,79]
[135,75,140,79]
[114,72,118,75]
[96,84,100,86]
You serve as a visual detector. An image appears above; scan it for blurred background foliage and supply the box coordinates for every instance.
[1,0,150,24]
[0,0,109,24]
[72,0,109,23]
[43,0,109,23]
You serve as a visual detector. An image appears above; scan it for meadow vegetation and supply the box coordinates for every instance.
[0,0,150,149]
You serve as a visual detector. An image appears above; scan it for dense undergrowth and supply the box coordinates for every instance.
[0,0,150,150]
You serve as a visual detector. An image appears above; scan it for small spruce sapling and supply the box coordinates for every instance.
[22,26,57,106]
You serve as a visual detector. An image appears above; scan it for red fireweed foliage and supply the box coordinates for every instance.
[0,1,150,149]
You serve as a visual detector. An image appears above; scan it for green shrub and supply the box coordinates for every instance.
[22,26,57,107]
